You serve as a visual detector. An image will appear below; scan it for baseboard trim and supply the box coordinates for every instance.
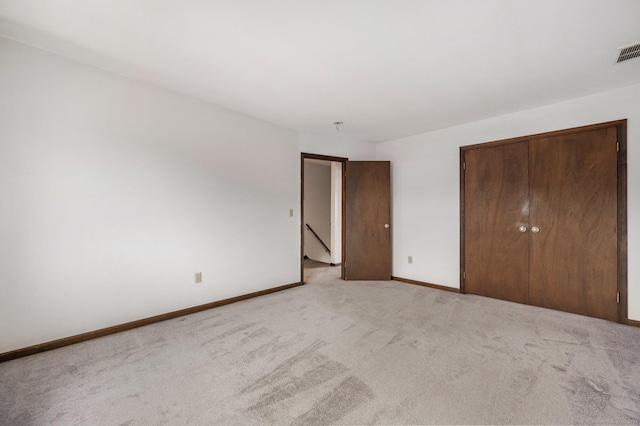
[0,281,302,363]
[329,262,342,267]
[629,319,640,328]
[392,276,460,293]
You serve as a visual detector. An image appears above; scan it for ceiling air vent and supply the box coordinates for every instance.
[616,42,640,63]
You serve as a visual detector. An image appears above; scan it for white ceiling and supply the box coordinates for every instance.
[1,0,639,143]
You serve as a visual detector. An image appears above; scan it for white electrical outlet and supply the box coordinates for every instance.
[195,272,202,283]
[408,256,413,264]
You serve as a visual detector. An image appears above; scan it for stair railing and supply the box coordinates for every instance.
[305,223,331,254]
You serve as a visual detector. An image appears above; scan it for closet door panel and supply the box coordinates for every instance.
[529,127,618,321]
[464,142,529,304]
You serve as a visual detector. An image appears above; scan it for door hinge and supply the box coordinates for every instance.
[463,162,466,170]
[463,271,466,279]
[617,142,620,152]
[617,292,620,304]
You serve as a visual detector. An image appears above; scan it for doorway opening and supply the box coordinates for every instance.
[301,153,347,284]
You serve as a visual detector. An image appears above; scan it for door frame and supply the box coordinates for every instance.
[460,119,628,324]
[301,153,348,284]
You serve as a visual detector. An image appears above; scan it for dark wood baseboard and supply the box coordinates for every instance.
[0,281,302,363]
[392,276,460,293]
[628,319,640,328]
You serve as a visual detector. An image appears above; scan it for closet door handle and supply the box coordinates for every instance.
[518,226,527,233]
[531,226,540,233]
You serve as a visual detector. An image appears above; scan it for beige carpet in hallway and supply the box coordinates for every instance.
[1,263,639,425]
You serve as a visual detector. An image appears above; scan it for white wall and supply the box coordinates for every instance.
[303,161,331,263]
[0,37,301,353]
[330,162,342,265]
[377,82,640,321]
[299,131,375,160]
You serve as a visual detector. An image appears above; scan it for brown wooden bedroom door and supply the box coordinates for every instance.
[343,161,391,280]
[462,123,621,322]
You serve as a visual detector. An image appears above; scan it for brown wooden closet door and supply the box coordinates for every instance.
[344,161,391,280]
[464,142,530,303]
[529,127,618,321]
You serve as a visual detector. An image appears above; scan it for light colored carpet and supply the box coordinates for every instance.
[1,264,640,425]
